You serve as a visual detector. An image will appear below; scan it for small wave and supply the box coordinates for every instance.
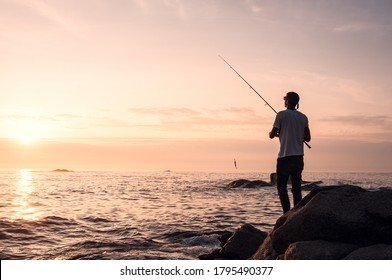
[161,229,231,242]
[0,220,35,234]
[73,240,130,250]
[0,220,35,241]
[5,228,34,235]
[0,231,11,239]
[0,251,26,260]
[157,230,227,259]
[180,234,221,247]
[71,236,160,250]
[40,216,78,226]
[163,230,204,240]
[81,216,115,223]
[104,226,138,236]
[49,237,164,260]
[0,219,14,228]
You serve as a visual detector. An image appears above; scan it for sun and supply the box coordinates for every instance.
[14,133,41,145]
[7,119,50,145]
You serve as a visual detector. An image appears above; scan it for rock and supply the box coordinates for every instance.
[199,224,268,260]
[222,224,268,259]
[198,249,226,260]
[282,240,359,260]
[343,244,392,260]
[227,179,271,188]
[269,173,322,188]
[218,232,233,247]
[52,169,73,172]
[252,185,392,260]
[301,182,323,191]
[270,173,277,185]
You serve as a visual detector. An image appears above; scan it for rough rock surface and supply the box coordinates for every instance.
[281,240,359,260]
[252,185,392,260]
[343,244,392,260]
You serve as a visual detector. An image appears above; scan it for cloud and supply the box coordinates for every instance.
[0,112,136,134]
[163,0,188,20]
[245,0,263,14]
[320,114,391,128]
[128,106,270,128]
[132,0,150,12]
[16,0,75,34]
[129,107,201,116]
[126,106,274,141]
[0,113,57,122]
[306,138,392,172]
[317,114,392,143]
[131,0,189,20]
[131,0,268,22]
[0,113,88,122]
[55,113,83,119]
[332,23,372,33]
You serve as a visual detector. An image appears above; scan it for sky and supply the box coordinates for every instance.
[1,0,391,172]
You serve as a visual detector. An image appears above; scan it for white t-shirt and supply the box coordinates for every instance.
[273,109,309,158]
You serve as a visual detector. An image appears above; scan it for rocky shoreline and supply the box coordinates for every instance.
[200,184,392,260]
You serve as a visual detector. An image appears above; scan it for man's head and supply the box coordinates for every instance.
[284,92,300,109]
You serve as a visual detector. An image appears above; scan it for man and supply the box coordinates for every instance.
[269,92,311,213]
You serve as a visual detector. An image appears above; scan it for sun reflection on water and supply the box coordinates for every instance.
[11,169,42,221]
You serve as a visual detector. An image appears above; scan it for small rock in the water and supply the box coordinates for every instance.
[227,179,271,188]
[270,173,322,187]
[52,169,73,172]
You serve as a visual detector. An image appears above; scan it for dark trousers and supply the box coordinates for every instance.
[276,155,304,213]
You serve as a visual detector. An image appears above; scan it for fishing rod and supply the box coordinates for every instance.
[219,55,311,149]
[219,55,278,114]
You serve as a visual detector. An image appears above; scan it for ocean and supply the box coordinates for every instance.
[0,170,391,260]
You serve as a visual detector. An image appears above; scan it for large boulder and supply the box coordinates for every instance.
[252,185,392,260]
[222,224,268,259]
[199,224,268,260]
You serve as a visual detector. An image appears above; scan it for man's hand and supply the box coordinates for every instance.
[269,127,280,139]
[304,127,311,142]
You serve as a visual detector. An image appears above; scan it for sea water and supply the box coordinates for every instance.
[0,170,391,260]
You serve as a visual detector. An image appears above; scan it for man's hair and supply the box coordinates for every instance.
[285,92,300,105]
